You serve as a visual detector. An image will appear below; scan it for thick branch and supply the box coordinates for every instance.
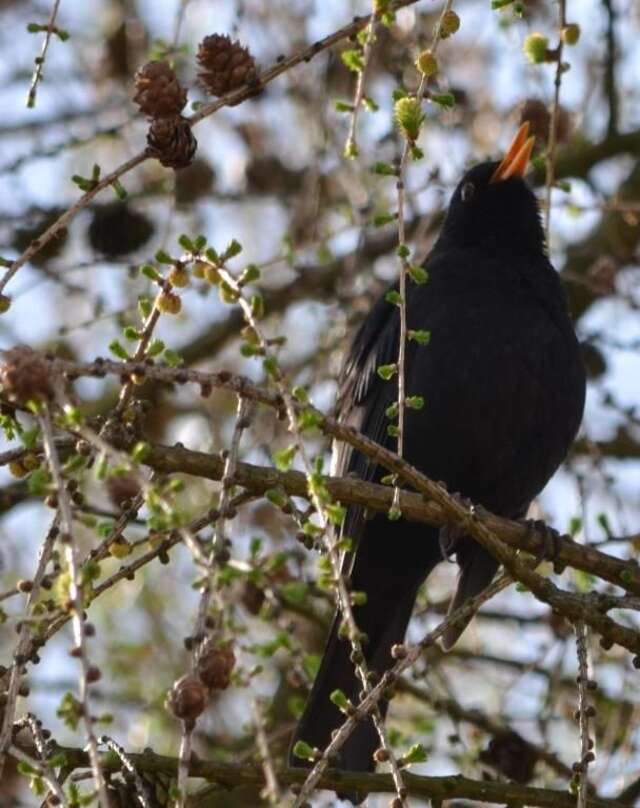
[143,441,640,597]
[9,744,624,808]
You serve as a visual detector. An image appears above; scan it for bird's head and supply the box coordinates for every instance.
[439,123,545,256]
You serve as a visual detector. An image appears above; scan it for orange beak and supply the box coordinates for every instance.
[490,122,535,183]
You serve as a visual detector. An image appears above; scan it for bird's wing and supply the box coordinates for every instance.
[330,286,404,552]
[332,287,400,481]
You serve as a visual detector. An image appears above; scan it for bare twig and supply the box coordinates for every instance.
[39,406,110,806]
[26,0,64,109]
[11,714,65,803]
[253,699,285,805]
[544,0,568,238]
[344,9,379,158]
[98,735,152,808]
[8,744,66,803]
[0,520,59,780]
[574,621,593,808]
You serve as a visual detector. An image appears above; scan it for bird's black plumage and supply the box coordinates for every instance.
[290,159,586,799]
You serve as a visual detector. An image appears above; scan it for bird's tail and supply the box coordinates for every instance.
[441,542,500,650]
[289,581,419,778]
[289,521,442,804]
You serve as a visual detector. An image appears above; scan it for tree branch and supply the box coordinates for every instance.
[10,743,625,808]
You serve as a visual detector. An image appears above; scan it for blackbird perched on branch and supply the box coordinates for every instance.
[290,124,586,798]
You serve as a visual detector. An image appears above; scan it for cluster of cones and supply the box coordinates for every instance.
[133,34,257,169]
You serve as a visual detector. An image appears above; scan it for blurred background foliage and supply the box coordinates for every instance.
[0,0,639,805]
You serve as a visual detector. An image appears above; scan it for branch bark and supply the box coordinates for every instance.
[9,743,625,808]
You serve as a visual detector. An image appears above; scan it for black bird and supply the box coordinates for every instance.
[290,124,586,796]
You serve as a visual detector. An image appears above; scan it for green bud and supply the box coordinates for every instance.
[405,395,425,410]
[430,92,455,110]
[178,234,194,252]
[408,264,429,284]
[330,689,351,713]
[415,50,438,76]
[341,49,365,73]
[140,264,159,281]
[138,296,153,317]
[385,289,403,306]
[394,96,425,142]
[292,740,317,761]
[408,329,431,345]
[239,264,260,286]
[377,363,398,381]
[131,442,151,462]
[109,340,129,360]
[223,239,243,261]
[523,32,550,64]
[401,743,428,766]
[154,249,173,264]
[561,24,580,46]
[272,444,297,472]
[439,10,460,38]
[372,161,397,176]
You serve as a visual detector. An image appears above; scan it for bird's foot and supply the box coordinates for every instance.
[522,518,561,565]
[440,492,476,559]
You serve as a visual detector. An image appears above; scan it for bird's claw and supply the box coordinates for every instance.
[440,492,476,558]
[522,518,561,565]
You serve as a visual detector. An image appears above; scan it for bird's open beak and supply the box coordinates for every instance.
[490,122,535,183]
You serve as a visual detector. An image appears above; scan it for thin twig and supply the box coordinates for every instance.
[98,735,152,808]
[8,744,66,803]
[253,699,284,805]
[26,0,64,109]
[0,520,59,781]
[575,620,593,808]
[344,10,379,158]
[39,405,110,806]
[544,0,568,238]
[11,714,65,803]
[393,0,453,513]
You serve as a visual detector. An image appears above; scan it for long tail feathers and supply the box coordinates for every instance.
[291,585,417,759]
[289,584,419,803]
[441,544,500,650]
[289,526,499,804]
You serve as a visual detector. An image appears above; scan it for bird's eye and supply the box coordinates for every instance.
[461,182,475,202]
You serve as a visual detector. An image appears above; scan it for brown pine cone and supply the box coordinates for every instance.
[0,346,53,404]
[196,640,236,690]
[519,98,572,148]
[147,116,197,169]
[106,474,141,509]
[197,34,257,97]
[133,60,187,118]
[240,580,265,615]
[519,98,550,145]
[166,674,208,723]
